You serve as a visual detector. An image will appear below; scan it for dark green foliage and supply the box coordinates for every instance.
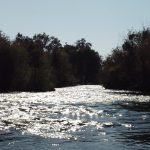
[1,28,150,92]
[74,39,102,84]
[102,28,150,92]
[9,46,31,91]
[0,32,102,92]
[51,38,102,87]
[51,49,76,87]
[0,32,12,92]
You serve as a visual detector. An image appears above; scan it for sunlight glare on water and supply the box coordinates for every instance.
[0,85,150,150]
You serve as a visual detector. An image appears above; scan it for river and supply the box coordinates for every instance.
[0,85,150,150]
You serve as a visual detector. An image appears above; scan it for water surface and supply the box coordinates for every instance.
[0,85,150,150]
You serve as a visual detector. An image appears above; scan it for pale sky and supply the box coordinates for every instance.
[0,0,150,56]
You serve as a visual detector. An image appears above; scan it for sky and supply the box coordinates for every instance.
[0,0,150,56]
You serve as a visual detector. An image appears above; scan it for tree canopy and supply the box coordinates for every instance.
[1,27,150,93]
[0,32,102,92]
[102,28,150,92]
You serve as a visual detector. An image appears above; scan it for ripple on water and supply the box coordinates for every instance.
[0,85,150,150]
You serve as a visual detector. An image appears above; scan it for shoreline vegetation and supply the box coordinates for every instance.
[0,27,150,93]
[102,27,150,93]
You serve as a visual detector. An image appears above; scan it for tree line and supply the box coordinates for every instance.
[0,27,150,92]
[0,32,102,92]
[101,27,150,92]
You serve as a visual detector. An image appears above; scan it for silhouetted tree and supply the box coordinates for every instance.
[9,45,31,91]
[0,32,12,91]
[102,28,150,92]
[0,31,102,92]
[74,39,102,84]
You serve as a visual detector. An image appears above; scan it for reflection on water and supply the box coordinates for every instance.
[0,85,150,150]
